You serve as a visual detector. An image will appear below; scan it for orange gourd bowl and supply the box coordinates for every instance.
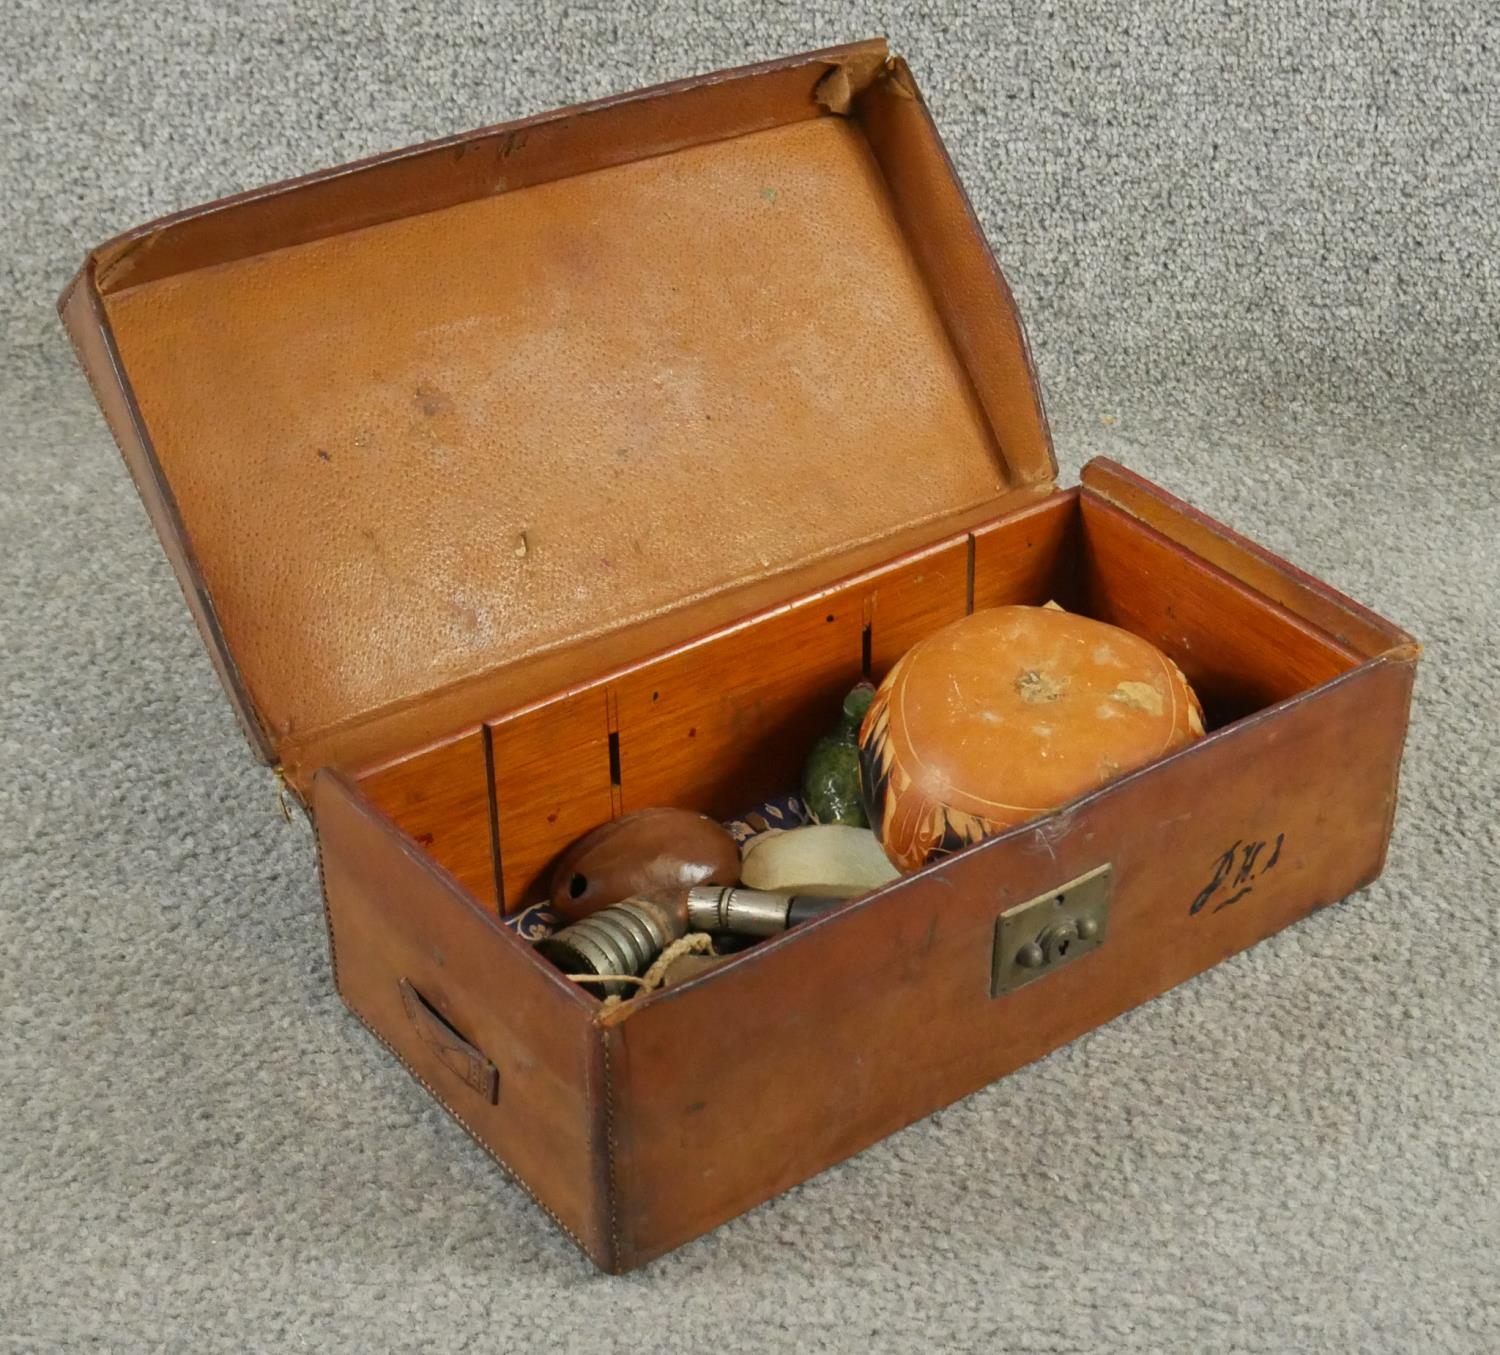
[859,606,1205,872]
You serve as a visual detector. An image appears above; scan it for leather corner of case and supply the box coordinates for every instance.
[57,261,90,321]
[57,263,104,363]
[880,54,920,100]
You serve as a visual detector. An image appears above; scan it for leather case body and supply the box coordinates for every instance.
[61,40,1418,1271]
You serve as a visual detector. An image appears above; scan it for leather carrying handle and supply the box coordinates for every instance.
[398,978,499,1105]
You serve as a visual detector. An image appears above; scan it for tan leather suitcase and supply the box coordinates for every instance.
[60,38,1418,1272]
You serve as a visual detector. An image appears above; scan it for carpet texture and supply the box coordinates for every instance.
[2,4,1497,1352]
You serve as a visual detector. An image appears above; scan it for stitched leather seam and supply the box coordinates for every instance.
[95,233,160,294]
[313,803,597,1263]
[600,1025,622,1267]
[352,1003,595,1259]
[310,799,341,992]
[57,269,82,317]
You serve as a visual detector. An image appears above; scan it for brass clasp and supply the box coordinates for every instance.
[991,864,1111,997]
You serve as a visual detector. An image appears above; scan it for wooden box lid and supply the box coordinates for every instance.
[59,39,1056,787]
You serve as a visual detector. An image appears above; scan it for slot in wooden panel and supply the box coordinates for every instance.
[614,596,865,821]
[1080,495,1361,723]
[489,687,615,913]
[864,536,971,678]
[970,489,1081,613]
[357,729,498,909]
[481,539,978,890]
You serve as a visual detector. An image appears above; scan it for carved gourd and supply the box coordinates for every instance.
[859,606,1205,872]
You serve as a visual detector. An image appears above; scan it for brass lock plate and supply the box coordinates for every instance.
[991,864,1112,997]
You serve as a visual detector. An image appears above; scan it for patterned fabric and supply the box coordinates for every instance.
[723,793,810,847]
[505,900,562,941]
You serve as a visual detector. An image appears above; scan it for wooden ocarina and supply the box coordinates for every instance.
[860,605,1205,871]
[548,808,741,922]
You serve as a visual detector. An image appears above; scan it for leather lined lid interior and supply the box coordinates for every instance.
[89,51,1054,770]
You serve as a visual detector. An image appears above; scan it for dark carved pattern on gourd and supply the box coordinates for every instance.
[858,664,1001,871]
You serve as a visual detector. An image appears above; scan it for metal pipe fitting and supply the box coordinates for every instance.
[535,898,684,997]
[685,886,843,937]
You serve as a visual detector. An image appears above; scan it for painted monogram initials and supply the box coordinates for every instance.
[1189,833,1285,916]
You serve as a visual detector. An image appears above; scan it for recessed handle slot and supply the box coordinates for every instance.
[398,978,499,1104]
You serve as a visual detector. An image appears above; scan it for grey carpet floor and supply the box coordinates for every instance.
[2,4,1497,1352]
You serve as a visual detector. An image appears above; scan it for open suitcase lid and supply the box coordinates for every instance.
[59,39,1057,791]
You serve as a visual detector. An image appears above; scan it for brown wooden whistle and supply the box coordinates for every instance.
[548,808,742,922]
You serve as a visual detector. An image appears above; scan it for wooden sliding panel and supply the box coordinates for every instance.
[863,536,970,678]
[489,687,616,913]
[1079,494,1361,722]
[614,537,974,820]
[481,537,972,908]
[614,595,864,822]
[970,489,1081,613]
[357,729,499,910]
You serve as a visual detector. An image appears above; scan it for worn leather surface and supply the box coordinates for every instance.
[602,639,1416,1269]
[317,467,1416,1271]
[317,767,611,1265]
[62,44,1055,783]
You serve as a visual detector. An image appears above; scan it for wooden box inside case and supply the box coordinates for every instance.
[62,39,1418,1272]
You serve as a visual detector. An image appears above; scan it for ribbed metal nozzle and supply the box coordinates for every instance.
[686,885,788,935]
[535,898,684,998]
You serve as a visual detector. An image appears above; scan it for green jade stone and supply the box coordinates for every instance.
[802,684,876,827]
